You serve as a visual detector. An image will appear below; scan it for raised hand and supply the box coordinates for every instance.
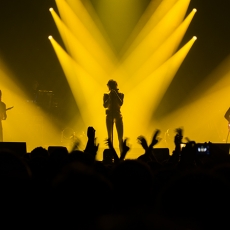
[120,138,130,161]
[84,126,99,159]
[87,126,96,140]
[170,127,184,163]
[174,128,183,147]
[150,129,161,148]
[71,136,81,151]
[105,138,119,163]
[137,135,148,151]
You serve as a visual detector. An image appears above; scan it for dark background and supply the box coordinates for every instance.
[0,0,229,123]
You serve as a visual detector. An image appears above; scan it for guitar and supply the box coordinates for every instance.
[6,106,14,111]
[1,106,13,120]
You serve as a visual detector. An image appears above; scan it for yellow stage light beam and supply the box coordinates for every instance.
[54,0,116,73]
[49,36,114,157]
[157,55,230,151]
[180,52,229,105]
[0,57,61,152]
[50,9,108,83]
[122,36,197,144]
[147,36,197,119]
[49,36,106,131]
[65,0,116,56]
[120,0,179,56]
[123,8,197,90]
[50,6,127,106]
[119,0,191,75]
[48,35,91,126]
[92,0,151,53]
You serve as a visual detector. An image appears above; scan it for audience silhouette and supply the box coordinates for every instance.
[0,125,230,229]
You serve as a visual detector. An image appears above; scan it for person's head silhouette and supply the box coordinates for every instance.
[107,80,118,91]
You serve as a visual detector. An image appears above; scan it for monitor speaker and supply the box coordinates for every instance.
[211,143,230,155]
[0,142,27,157]
[153,148,170,163]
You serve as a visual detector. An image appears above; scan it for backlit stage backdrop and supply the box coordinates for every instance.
[0,0,229,158]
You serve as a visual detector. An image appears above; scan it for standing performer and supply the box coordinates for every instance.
[0,90,7,142]
[103,80,124,154]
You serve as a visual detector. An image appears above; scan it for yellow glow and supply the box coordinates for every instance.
[50,9,109,83]
[65,0,115,54]
[49,8,53,12]
[118,0,191,76]
[49,38,108,157]
[156,56,230,152]
[121,37,197,149]
[49,0,197,159]
[48,35,52,40]
[0,57,61,152]
[119,0,162,52]
[93,0,151,52]
[183,55,230,103]
[49,38,88,123]
[121,0,179,56]
[55,0,116,73]
[122,8,197,90]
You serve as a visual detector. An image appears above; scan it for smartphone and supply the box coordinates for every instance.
[195,143,210,155]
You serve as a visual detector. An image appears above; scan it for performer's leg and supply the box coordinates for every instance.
[115,116,123,155]
[106,116,114,143]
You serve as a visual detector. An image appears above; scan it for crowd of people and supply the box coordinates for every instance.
[1,125,230,229]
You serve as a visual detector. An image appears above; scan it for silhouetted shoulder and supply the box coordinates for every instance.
[0,101,6,111]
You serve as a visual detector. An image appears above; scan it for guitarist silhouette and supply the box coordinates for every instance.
[0,90,12,142]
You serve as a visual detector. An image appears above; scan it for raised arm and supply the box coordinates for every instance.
[103,90,124,108]
[84,126,99,159]
[111,90,124,106]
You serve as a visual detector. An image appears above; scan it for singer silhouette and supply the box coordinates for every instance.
[103,80,124,154]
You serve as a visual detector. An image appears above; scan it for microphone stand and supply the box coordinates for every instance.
[110,90,114,146]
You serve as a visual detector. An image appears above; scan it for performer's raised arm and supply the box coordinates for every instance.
[110,89,124,106]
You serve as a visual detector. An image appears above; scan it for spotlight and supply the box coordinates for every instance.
[193,8,197,13]
[49,8,53,12]
[193,36,197,40]
[48,36,53,40]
